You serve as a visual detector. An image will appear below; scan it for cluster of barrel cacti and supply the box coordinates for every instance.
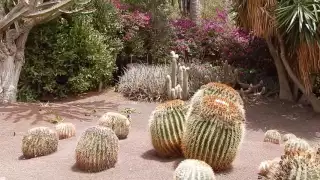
[150,80,246,177]
[20,111,130,173]
[165,51,189,100]
[258,132,320,179]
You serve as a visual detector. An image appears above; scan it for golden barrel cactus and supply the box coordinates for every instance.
[22,127,59,159]
[55,122,76,140]
[174,159,216,180]
[263,130,281,144]
[188,82,245,118]
[282,133,296,142]
[284,138,311,156]
[98,112,131,139]
[75,126,119,172]
[182,95,246,171]
[149,99,187,157]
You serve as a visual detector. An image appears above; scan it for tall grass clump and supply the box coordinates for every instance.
[118,64,169,101]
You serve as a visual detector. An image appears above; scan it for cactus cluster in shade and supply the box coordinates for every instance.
[284,138,311,156]
[266,153,320,180]
[55,122,76,140]
[75,126,119,172]
[98,112,131,139]
[282,133,296,142]
[263,130,281,144]
[21,127,59,159]
[165,51,189,100]
[181,95,246,171]
[149,99,187,158]
[188,82,245,117]
[173,159,216,180]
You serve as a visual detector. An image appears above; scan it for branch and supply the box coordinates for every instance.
[24,0,73,18]
[0,0,30,31]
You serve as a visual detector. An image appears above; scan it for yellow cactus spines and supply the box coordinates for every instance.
[284,138,311,156]
[173,159,216,180]
[263,130,281,144]
[22,127,59,159]
[182,95,245,171]
[55,122,76,140]
[98,112,131,139]
[75,126,119,172]
[149,99,187,158]
[267,153,320,180]
[282,133,297,142]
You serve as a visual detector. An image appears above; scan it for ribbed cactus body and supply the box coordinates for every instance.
[188,82,245,117]
[284,138,311,156]
[75,126,119,172]
[55,122,76,140]
[282,133,297,142]
[174,159,216,180]
[182,95,245,171]
[149,100,187,157]
[98,112,131,139]
[267,154,320,180]
[22,127,58,159]
[264,130,281,144]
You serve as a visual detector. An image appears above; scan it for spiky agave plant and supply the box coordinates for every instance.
[75,126,119,172]
[149,99,187,157]
[98,112,131,139]
[22,127,59,159]
[55,122,76,140]
[174,159,216,180]
[182,95,246,171]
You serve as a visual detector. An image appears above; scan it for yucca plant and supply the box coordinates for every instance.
[231,0,320,112]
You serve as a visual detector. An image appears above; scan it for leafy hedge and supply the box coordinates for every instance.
[18,1,122,101]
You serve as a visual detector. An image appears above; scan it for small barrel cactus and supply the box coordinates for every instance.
[55,122,76,140]
[174,159,216,180]
[75,126,119,172]
[267,153,320,179]
[263,130,281,144]
[22,127,59,159]
[282,133,296,142]
[188,82,245,117]
[149,99,187,157]
[284,138,311,156]
[258,158,281,176]
[182,95,246,171]
[98,112,131,139]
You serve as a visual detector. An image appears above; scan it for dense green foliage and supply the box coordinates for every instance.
[18,1,122,101]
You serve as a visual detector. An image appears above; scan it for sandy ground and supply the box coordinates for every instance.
[0,90,319,180]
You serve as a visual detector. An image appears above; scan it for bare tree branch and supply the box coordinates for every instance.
[0,0,30,31]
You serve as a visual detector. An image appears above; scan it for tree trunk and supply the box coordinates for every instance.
[266,38,294,101]
[190,0,201,25]
[277,34,320,112]
[0,30,30,103]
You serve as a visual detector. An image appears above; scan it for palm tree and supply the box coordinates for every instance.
[231,0,320,112]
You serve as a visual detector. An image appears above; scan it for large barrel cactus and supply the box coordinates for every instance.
[75,126,119,172]
[22,127,59,159]
[182,95,246,171]
[188,82,245,118]
[149,99,187,157]
[267,153,320,179]
[55,122,76,140]
[174,159,216,180]
[284,138,311,156]
[98,112,131,139]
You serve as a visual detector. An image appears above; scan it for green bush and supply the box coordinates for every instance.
[18,1,122,101]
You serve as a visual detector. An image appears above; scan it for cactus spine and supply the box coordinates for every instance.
[149,100,187,157]
[166,51,189,100]
[182,95,246,171]
[174,159,216,180]
[75,126,119,172]
[22,127,59,159]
